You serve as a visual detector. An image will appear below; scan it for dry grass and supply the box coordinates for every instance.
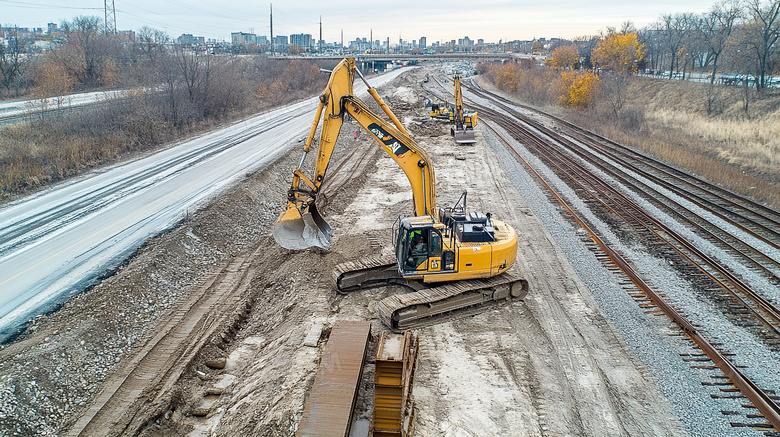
[649,109,779,175]
[482,62,780,207]
[0,58,335,203]
[564,78,780,209]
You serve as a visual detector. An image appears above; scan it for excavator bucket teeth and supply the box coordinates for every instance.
[453,129,476,144]
[273,203,332,250]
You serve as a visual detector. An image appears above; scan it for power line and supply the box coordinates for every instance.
[0,0,101,10]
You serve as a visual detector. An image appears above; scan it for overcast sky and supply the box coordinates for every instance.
[3,0,720,43]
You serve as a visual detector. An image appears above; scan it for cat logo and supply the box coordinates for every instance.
[431,259,440,269]
[367,122,410,156]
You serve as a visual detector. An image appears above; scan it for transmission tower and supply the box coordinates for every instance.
[104,0,116,34]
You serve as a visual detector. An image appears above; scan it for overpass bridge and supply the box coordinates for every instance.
[270,52,514,73]
[270,52,514,63]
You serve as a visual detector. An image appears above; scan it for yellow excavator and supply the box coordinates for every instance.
[429,100,453,120]
[273,58,525,331]
[451,74,478,144]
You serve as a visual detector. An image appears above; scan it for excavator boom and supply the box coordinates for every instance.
[274,58,436,250]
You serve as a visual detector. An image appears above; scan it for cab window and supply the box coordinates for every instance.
[430,230,442,256]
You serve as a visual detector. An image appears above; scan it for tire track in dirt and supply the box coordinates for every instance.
[66,250,258,436]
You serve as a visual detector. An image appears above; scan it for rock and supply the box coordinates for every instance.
[204,357,226,369]
[302,323,323,347]
[205,387,224,396]
[192,395,219,417]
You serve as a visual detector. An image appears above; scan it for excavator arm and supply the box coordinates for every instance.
[453,75,464,127]
[451,75,477,144]
[274,58,437,250]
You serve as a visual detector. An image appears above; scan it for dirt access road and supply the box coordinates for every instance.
[0,67,687,436]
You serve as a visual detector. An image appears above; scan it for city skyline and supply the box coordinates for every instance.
[3,0,720,44]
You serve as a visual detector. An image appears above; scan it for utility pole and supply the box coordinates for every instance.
[341,29,343,55]
[387,37,390,54]
[319,16,323,54]
[270,3,274,56]
[104,0,116,35]
[370,29,373,54]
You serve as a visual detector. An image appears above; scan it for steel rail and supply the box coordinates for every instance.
[477,105,780,334]
[480,119,780,432]
[466,85,780,247]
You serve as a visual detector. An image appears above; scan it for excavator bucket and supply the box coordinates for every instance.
[453,129,476,145]
[273,202,333,250]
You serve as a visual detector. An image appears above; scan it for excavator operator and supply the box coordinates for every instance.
[407,230,428,269]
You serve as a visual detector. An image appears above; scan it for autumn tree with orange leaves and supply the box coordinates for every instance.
[559,70,601,108]
[592,33,645,119]
[592,33,645,74]
[551,45,580,69]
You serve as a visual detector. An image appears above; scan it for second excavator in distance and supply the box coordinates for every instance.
[451,74,478,144]
[273,59,526,331]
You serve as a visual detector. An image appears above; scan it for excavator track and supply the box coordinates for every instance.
[333,255,419,293]
[378,271,527,332]
[333,258,528,331]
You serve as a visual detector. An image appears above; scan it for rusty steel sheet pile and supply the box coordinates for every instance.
[296,321,372,437]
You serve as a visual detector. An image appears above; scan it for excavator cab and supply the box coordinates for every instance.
[395,218,455,276]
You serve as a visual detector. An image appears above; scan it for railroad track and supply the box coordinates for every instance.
[468,87,780,343]
[455,83,780,432]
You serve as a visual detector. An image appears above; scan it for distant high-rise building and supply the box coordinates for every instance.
[419,36,426,48]
[47,22,57,34]
[290,33,312,49]
[178,34,197,45]
[273,35,288,46]
[231,32,257,46]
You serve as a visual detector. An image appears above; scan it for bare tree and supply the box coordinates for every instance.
[660,14,689,78]
[53,16,120,89]
[172,44,201,105]
[743,0,780,89]
[727,26,761,115]
[675,13,701,80]
[640,25,665,72]
[698,0,742,85]
[0,27,28,98]
[136,27,166,68]
[620,20,638,35]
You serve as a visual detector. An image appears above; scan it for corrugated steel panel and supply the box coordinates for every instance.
[297,320,372,437]
[373,331,418,437]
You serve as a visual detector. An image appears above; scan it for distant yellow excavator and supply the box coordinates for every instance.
[429,100,453,120]
[273,58,525,331]
[451,74,478,144]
